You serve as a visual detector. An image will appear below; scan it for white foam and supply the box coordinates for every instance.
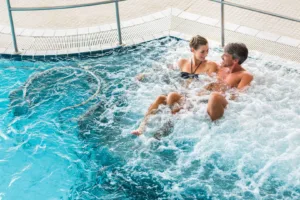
[0,130,8,140]
[126,39,300,197]
[1,38,300,198]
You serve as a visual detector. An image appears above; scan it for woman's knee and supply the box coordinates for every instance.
[167,92,182,105]
[155,95,167,104]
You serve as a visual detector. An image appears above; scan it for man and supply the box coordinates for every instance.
[206,43,253,121]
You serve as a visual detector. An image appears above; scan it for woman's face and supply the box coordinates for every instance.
[192,44,209,61]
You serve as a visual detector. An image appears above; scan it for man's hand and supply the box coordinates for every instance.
[229,93,237,100]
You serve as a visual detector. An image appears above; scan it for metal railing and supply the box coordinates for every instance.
[210,0,300,47]
[6,0,126,54]
[6,0,300,53]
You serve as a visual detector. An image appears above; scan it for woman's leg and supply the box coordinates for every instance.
[166,92,184,114]
[132,92,183,136]
[132,95,167,136]
[146,95,167,115]
[207,92,228,121]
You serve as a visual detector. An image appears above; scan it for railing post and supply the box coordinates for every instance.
[221,0,225,47]
[6,0,19,53]
[115,0,123,45]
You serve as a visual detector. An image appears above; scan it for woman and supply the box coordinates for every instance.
[132,35,218,136]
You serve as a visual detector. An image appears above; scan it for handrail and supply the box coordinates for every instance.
[210,0,300,46]
[6,0,125,54]
[210,0,300,23]
[10,0,126,12]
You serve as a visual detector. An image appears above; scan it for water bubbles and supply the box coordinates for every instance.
[1,37,300,199]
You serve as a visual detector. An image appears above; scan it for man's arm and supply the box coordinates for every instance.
[237,73,253,90]
[229,73,253,100]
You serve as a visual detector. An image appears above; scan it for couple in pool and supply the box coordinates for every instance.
[132,35,253,136]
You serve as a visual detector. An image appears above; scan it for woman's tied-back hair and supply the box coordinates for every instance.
[189,35,208,50]
[224,43,248,64]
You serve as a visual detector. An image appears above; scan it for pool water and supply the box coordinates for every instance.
[0,37,300,200]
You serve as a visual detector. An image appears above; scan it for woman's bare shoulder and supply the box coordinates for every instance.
[177,58,189,70]
[178,58,189,65]
[206,60,218,66]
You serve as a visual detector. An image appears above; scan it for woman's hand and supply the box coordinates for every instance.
[167,63,176,70]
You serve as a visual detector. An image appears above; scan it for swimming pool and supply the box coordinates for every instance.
[0,37,299,199]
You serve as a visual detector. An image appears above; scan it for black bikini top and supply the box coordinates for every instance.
[180,59,202,79]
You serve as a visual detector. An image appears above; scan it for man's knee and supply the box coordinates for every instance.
[209,92,228,107]
[210,92,223,101]
[207,108,224,121]
[207,92,227,121]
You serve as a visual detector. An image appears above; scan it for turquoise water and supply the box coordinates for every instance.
[0,37,300,200]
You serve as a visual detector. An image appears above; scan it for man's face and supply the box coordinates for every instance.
[221,52,238,67]
[191,44,209,62]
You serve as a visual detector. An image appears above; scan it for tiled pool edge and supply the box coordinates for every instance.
[1,8,300,58]
[0,35,177,60]
[1,35,299,67]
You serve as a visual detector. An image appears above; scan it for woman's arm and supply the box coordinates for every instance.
[166,59,185,70]
[136,59,186,81]
[177,58,186,71]
[207,61,219,76]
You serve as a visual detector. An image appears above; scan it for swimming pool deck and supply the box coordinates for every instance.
[1,0,300,62]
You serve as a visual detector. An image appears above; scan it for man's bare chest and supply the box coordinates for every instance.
[218,69,242,87]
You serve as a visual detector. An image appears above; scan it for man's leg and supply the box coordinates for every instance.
[207,92,228,121]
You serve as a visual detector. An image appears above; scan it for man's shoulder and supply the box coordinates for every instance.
[241,71,253,78]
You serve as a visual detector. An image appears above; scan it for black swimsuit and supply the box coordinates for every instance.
[180,59,202,79]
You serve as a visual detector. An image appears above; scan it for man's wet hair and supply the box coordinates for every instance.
[189,35,208,50]
[224,43,248,64]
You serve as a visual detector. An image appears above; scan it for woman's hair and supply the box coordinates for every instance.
[189,35,208,50]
